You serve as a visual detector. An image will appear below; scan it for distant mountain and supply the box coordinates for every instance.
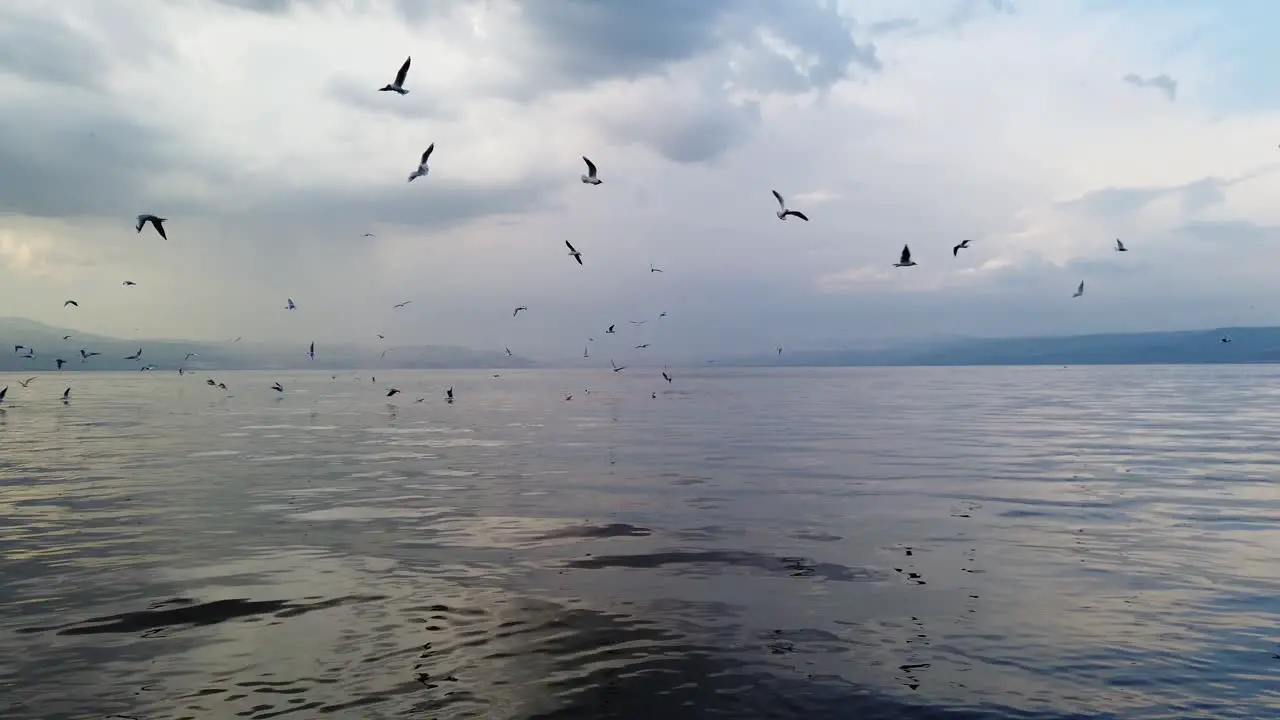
[718,326,1280,367]
[0,317,536,372]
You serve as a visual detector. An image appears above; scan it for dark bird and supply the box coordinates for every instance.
[446,386,454,402]
[505,347,512,356]
[1115,238,1128,252]
[408,143,433,182]
[123,280,136,286]
[1072,280,1084,298]
[125,348,143,361]
[778,346,783,355]
[379,56,411,94]
[362,233,376,238]
[384,388,401,397]
[658,312,667,318]
[565,394,572,401]
[0,386,6,403]
[307,341,315,360]
[80,349,100,361]
[62,335,71,340]
[652,392,657,399]
[64,300,78,307]
[650,264,663,273]
[583,345,589,358]
[605,325,615,334]
[581,156,602,185]
[513,305,527,317]
[1221,336,1232,344]
[271,382,284,392]
[217,382,226,389]
[894,245,917,267]
[136,214,167,239]
[394,301,412,309]
[662,371,672,383]
[635,344,649,349]
[771,190,809,221]
[566,240,583,265]
[18,377,36,388]
[953,239,972,256]
[610,359,626,373]
[377,334,385,340]
[207,378,216,386]
[61,387,70,401]
[55,359,66,369]
[285,298,296,310]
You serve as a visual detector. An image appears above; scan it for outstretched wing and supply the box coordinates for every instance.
[900,245,911,264]
[421,143,434,164]
[771,189,785,210]
[565,240,577,253]
[394,56,411,86]
[783,210,808,221]
[582,156,597,177]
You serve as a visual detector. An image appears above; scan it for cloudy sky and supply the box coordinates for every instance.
[2,0,1279,361]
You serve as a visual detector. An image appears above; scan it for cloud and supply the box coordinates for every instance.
[0,0,1277,362]
[1122,72,1178,101]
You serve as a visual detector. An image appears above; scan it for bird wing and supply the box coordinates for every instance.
[582,156,597,177]
[135,215,146,232]
[771,190,785,209]
[900,245,911,264]
[784,210,809,221]
[953,243,961,256]
[421,143,434,164]
[149,217,167,239]
[394,56,411,85]
[565,240,577,253]
[575,254,583,265]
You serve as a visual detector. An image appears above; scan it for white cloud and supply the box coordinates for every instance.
[0,0,1277,361]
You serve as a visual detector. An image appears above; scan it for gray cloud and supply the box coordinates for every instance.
[1122,72,1178,101]
[1060,175,1237,217]
[0,7,112,89]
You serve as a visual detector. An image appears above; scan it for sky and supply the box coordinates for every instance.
[2,0,1280,362]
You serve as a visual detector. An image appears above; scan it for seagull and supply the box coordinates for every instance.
[64,300,78,307]
[408,143,434,182]
[141,365,157,372]
[505,347,512,356]
[184,352,198,362]
[285,298,296,310]
[136,214,167,239]
[393,301,412,309]
[377,334,385,340]
[17,377,36,388]
[658,312,667,318]
[207,379,216,386]
[566,240,583,265]
[123,280,136,286]
[1221,336,1232,344]
[308,341,315,359]
[55,359,66,369]
[61,387,70,401]
[13,345,24,353]
[1115,238,1128,252]
[20,349,34,359]
[565,394,572,401]
[635,344,649,349]
[583,345,589,358]
[652,392,657,399]
[445,386,454,403]
[610,359,626,373]
[953,239,972,257]
[605,325,615,334]
[62,335,71,340]
[0,387,6,403]
[80,350,100,361]
[662,371,672,383]
[581,156,602,185]
[778,346,783,355]
[650,264,663,273]
[771,190,809,222]
[271,382,284,393]
[513,306,527,318]
[362,233,376,238]
[216,381,226,388]
[1072,281,1084,298]
[386,388,401,397]
[125,348,143,361]
[379,56,411,94]
[894,245,917,267]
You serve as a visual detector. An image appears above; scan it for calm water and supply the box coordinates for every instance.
[1,366,1279,719]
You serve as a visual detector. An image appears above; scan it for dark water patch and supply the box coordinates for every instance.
[565,550,883,582]
[536,523,653,540]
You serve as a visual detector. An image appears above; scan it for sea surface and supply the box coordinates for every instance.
[1,366,1278,719]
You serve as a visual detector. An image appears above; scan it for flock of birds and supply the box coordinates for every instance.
[0,55,1170,408]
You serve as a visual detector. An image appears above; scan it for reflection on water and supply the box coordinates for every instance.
[2,366,1279,719]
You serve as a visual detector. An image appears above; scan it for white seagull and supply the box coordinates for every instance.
[894,245,917,267]
[771,190,809,221]
[379,56,411,94]
[566,240,583,265]
[953,239,972,257]
[136,214,168,239]
[581,156,602,185]
[408,143,434,182]
[1072,281,1085,298]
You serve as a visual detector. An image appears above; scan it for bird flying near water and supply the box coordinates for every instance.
[379,56,411,94]
[610,359,626,373]
[408,143,434,182]
[136,214,167,239]
[271,382,284,393]
[308,342,315,360]
[18,377,36,388]
[581,156,602,185]
[771,190,809,221]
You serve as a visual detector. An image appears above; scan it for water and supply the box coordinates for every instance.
[1,366,1279,719]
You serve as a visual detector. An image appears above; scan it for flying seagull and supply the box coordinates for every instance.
[285,298,296,310]
[183,352,197,362]
[125,348,143,361]
[635,344,649,349]
[393,301,412,309]
[362,233,376,238]
[408,143,434,182]
[1221,336,1232,344]
[778,346,783,355]
[1115,238,1128,252]
[17,377,36,388]
[136,214,167,239]
[894,245,917,267]
[583,345,589,358]
[62,387,70,401]
[62,335,71,340]
[55,359,66,369]
[307,342,315,360]
[566,240,583,265]
[64,300,78,307]
[605,325,615,334]
[1072,281,1085,298]
[650,264,663,273]
[953,239,972,256]
[0,387,6,403]
[658,312,667,318]
[379,56,411,94]
[662,371,672,383]
[446,386,454,402]
[505,347,512,356]
[513,306,527,317]
[80,350,100,361]
[610,359,626,373]
[122,280,136,286]
[581,156,602,185]
[771,190,809,222]
[271,382,284,393]
[386,388,401,397]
